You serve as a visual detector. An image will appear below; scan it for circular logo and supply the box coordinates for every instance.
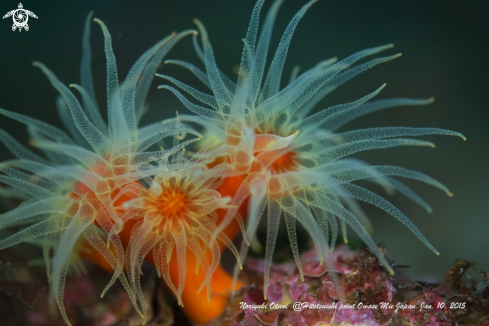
[3,4,38,32]
[13,9,28,27]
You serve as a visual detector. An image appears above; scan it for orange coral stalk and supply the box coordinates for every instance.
[168,248,241,323]
[78,201,241,324]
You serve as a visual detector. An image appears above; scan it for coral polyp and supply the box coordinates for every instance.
[158,0,465,300]
[0,0,471,325]
[121,146,241,316]
[0,11,199,326]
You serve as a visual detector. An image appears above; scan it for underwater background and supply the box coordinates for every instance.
[0,0,488,287]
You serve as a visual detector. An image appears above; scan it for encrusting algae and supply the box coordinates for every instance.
[0,0,467,325]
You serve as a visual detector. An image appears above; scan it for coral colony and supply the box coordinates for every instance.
[0,0,469,325]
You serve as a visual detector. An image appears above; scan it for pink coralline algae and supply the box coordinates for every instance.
[209,245,489,326]
[0,254,173,326]
[2,243,489,325]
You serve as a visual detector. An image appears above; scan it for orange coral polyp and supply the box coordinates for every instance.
[252,128,300,174]
[111,165,243,321]
[155,188,189,219]
[77,169,245,324]
[270,150,298,174]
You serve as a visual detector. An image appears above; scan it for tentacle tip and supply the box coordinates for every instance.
[448,192,454,197]
[430,144,436,148]
[428,97,435,103]
[192,18,203,29]
[32,61,39,67]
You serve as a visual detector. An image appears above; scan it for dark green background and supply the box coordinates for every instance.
[0,0,488,281]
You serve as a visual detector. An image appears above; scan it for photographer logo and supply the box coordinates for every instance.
[3,3,38,32]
